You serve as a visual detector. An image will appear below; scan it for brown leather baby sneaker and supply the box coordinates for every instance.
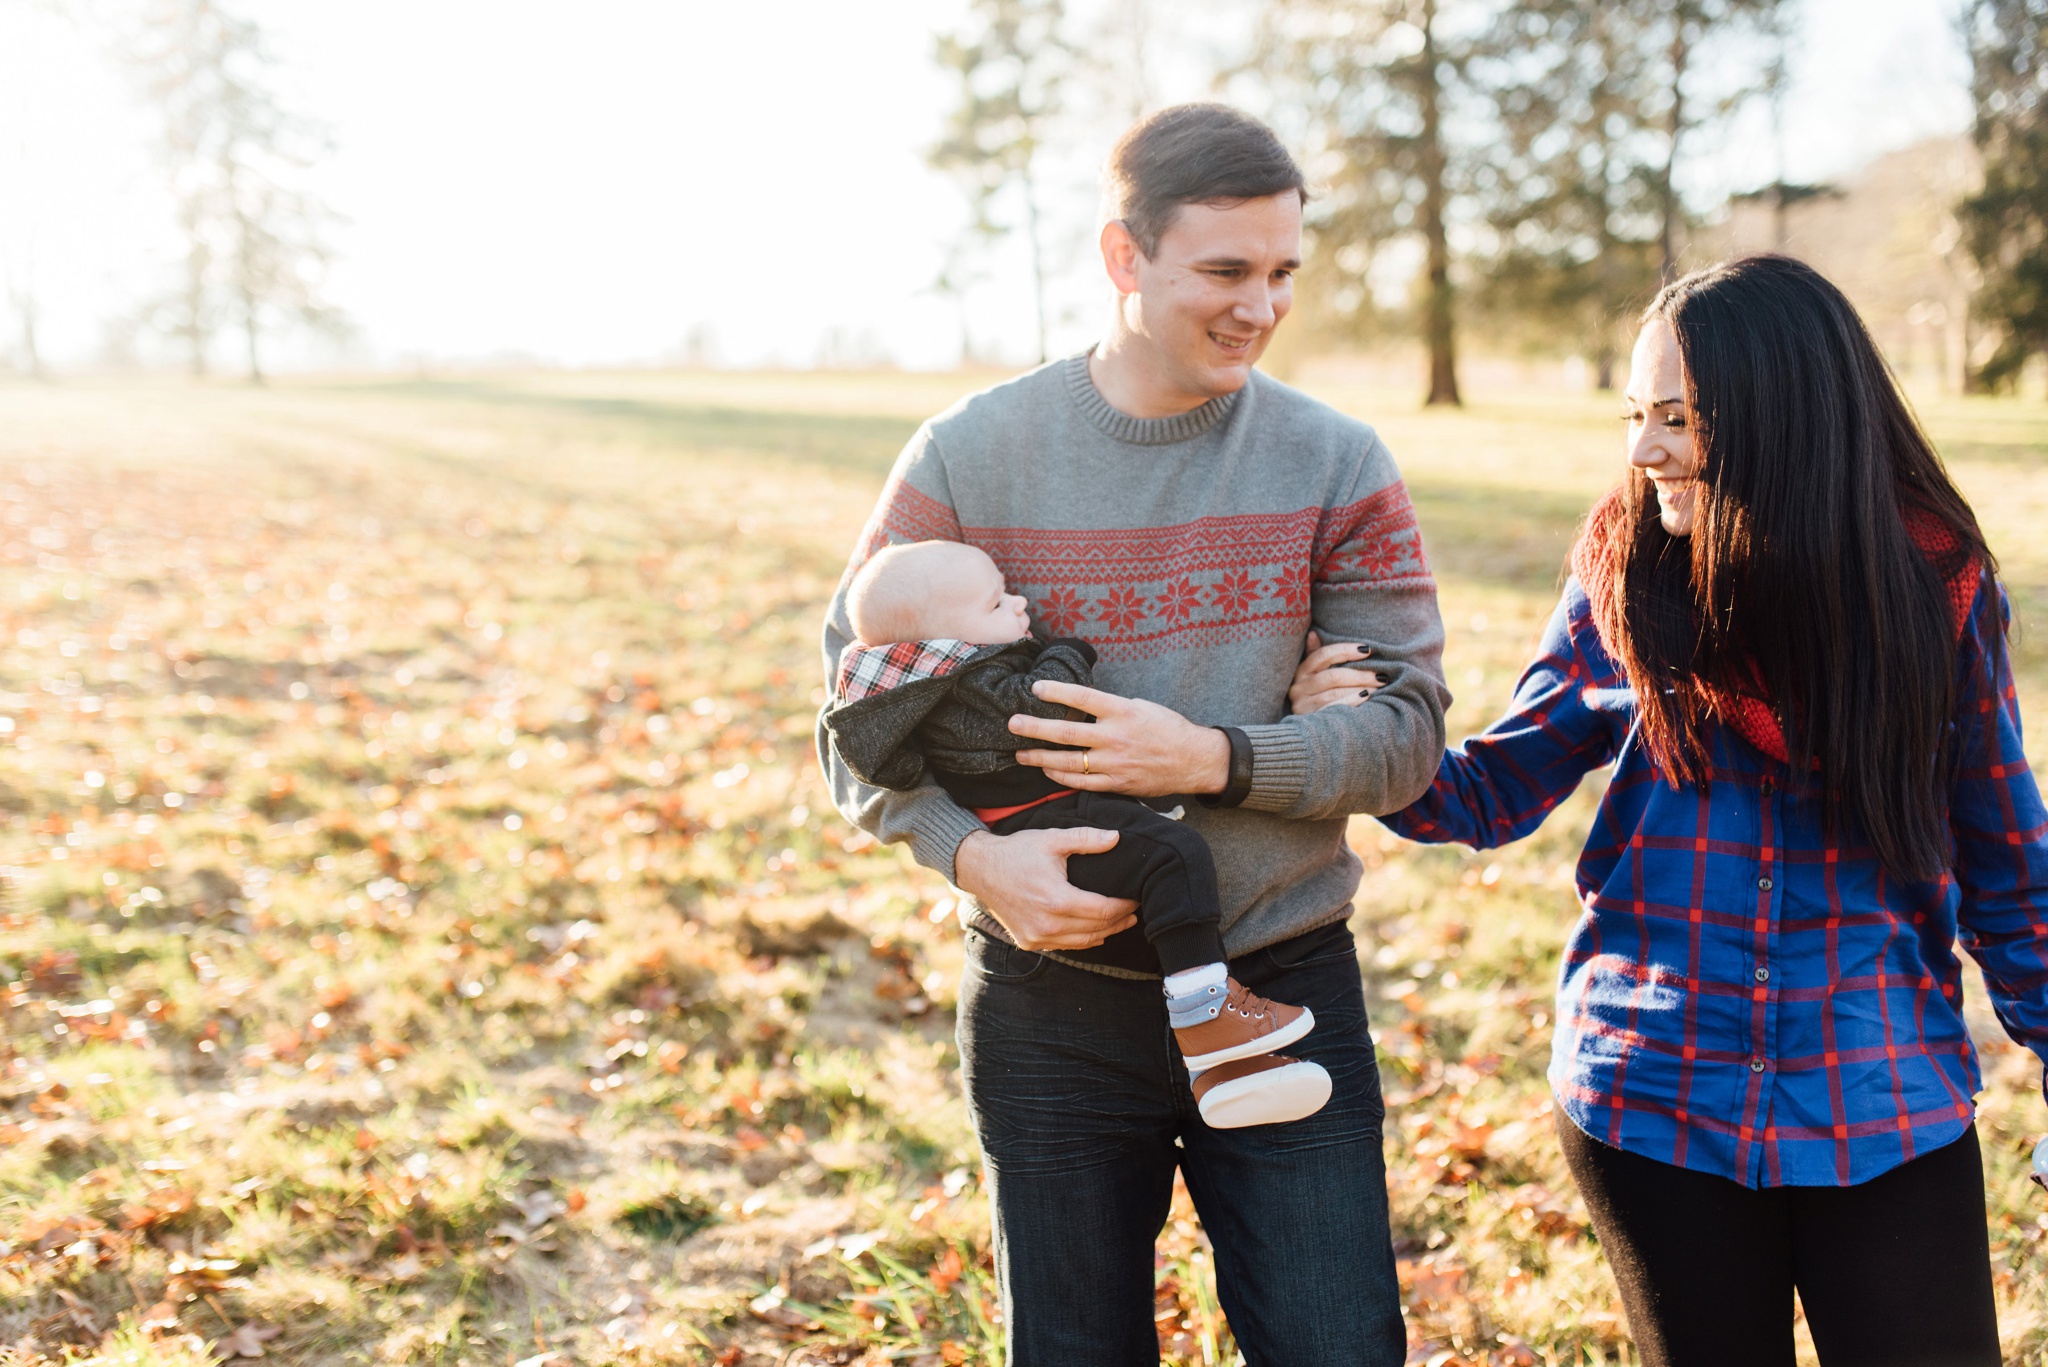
[1191,1053,1333,1128]
[1170,977,1314,1072]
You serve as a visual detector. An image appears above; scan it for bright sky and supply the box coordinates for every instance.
[0,0,1973,372]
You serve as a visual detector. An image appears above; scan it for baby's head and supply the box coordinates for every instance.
[847,541,1032,646]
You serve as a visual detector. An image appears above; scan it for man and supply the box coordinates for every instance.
[817,103,1448,1364]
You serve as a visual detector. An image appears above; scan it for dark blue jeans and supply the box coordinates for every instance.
[956,918,1406,1366]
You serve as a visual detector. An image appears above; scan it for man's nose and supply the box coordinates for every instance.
[1234,284,1278,330]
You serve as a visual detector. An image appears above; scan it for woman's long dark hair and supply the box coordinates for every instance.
[1609,254,1996,881]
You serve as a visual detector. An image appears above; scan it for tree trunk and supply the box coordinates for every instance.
[1658,15,1691,285]
[241,284,263,385]
[1023,162,1049,367]
[14,296,42,380]
[1416,0,1461,407]
[1593,135,1620,392]
[186,252,207,377]
[244,311,263,384]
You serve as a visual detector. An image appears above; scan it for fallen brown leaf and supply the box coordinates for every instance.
[214,1322,282,1359]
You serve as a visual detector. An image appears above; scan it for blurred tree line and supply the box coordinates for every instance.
[935,0,2048,401]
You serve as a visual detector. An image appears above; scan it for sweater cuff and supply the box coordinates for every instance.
[908,802,989,885]
[1239,722,1310,813]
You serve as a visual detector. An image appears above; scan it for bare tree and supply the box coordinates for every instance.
[1253,0,1474,406]
[126,0,345,380]
[930,0,1072,366]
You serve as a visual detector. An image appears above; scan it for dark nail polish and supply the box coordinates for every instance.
[1359,688,1373,697]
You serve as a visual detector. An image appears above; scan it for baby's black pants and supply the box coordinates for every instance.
[987,790,1226,974]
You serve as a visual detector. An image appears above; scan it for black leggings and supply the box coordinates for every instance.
[1556,1112,2000,1367]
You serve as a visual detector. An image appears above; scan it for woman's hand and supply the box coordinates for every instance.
[953,828,1139,951]
[1009,681,1231,797]
[1289,630,1386,716]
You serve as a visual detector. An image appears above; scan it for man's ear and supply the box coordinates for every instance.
[1100,220,1141,295]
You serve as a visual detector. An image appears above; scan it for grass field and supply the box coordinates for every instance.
[0,368,2042,1366]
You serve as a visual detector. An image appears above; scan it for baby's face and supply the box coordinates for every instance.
[932,551,1033,645]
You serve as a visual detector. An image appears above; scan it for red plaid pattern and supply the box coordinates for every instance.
[1384,577,2048,1188]
[835,638,985,702]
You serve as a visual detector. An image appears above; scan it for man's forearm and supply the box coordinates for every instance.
[1244,588,1449,820]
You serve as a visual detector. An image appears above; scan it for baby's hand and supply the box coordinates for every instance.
[1289,630,1386,716]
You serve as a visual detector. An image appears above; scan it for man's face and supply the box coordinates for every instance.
[1118,193,1302,401]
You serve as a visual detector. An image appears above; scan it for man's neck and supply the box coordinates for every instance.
[1088,330,1225,420]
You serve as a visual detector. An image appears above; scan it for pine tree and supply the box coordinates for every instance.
[1253,0,1472,406]
[1959,0,2048,391]
[1480,0,1666,387]
[1649,0,1789,283]
[930,0,1072,367]
[1471,0,1787,383]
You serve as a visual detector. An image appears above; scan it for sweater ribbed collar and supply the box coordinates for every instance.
[1062,352,1241,446]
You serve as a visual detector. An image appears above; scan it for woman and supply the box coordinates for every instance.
[1293,255,2048,1366]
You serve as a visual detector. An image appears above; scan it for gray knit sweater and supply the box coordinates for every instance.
[816,354,1450,965]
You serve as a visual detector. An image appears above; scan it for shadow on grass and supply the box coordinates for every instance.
[353,379,918,478]
[1409,477,1590,595]
[345,378,1595,595]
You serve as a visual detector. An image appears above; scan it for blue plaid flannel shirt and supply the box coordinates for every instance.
[1384,576,2048,1187]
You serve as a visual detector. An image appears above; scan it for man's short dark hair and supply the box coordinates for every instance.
[1104,104,1307,258]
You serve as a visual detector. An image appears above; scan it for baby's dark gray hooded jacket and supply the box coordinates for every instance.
[821,636,1095,809]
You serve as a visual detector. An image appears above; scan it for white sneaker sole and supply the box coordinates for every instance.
[1181,1005,1315,1072]
[1197,1058,1333,1128]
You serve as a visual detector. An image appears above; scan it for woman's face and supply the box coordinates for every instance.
[1623,318,1700,537]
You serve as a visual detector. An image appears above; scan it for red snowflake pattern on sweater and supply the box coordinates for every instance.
[860,480,1428,663]
[1037,585,1091,636]
[1159,575,1208,624]
[856,478,962,562]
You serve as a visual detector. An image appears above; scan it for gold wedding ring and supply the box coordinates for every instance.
[1081,750,1092,775]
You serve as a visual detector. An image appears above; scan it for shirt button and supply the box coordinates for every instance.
[1761,778,1775,794]
[1758,876,1774,890]
[1755,967,1770,983]
[1751,1057,1766,1073]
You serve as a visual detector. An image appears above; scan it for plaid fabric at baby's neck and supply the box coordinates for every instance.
[834,639,984,702]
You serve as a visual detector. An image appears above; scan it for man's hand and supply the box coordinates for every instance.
[954,828,1138,951]
[1010,681,1230,797]
[1289,629,1386,716]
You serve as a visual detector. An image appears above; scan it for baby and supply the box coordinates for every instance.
[822,539,1330,1128]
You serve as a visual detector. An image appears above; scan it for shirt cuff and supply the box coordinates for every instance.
[908,801,989,885]
[1239,721,1310,814]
